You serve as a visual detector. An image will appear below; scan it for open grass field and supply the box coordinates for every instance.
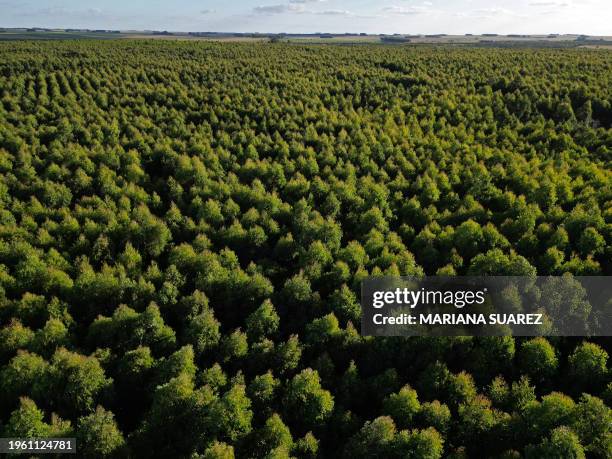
[2,29,612,47]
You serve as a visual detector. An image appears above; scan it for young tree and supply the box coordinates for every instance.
[116,346,155,387]
[0,320,34,361]
[305,313,341,346]
[201,441,235,459]
[31,318,69,357]
[0,351,49,407]
[76,406,125,458]
[418,401,451,435]
[210,383,253,443]
[292,432,318,458]
[571,394,611,458]
[391,427,444,459]
[382,385,421,429]
[454,219,485,260]
[184,309,221,357]
[525,426,585,459]
[3,397,59,437]
[283,369,334,431]
[521,392,576,441]
[220,329,249,363]
[274,335,302,374]
[247,371,279,419]
[46,348,112,417]
[457,395,502,452]
[245,300,280,342]
[568,342,608,393]
[343,416,397,459]
[518,337,558,385]
[253,413,293,457]
[154,345,197,386]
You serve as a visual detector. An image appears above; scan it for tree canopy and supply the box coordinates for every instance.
[0,40,610,457]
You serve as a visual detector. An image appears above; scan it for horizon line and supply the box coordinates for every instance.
[1,27,608,37]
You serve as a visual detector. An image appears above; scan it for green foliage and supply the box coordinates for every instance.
[382,384,421,429]
[525,426,585,459]
[201,441,235,459]
[418,400,451,435]
[247,371,279,420]
[210,383,253,442]
[154,345,197,386]
[305,313,341,345]
[253,413,293,457]
[220,329,249,363]
[3,397,71,438]
[0,320,34,360]
[518,337,558,384]
[571,394,612,458]
[184,309,221,357]
[457,395,505,449]
[76,406,125,458]
[344,416,443,459]
[0,40,609,458]
[199,363,227,393]
[292,432,318,458]
[283,368,334,430]
[568,341,608,392]
[343,416,397,458]
[0,351,49,407]
[245,300,280,342]
[116,345,155,386]
[46,348,112,417]
[392,427,444,459]
[88,303,176,355]
[134,373,206,457]
[522,391,576,441]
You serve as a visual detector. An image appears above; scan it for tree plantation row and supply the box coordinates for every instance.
[0,41,610,458]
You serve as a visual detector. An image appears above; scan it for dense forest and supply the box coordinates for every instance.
[0,41,610,458]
